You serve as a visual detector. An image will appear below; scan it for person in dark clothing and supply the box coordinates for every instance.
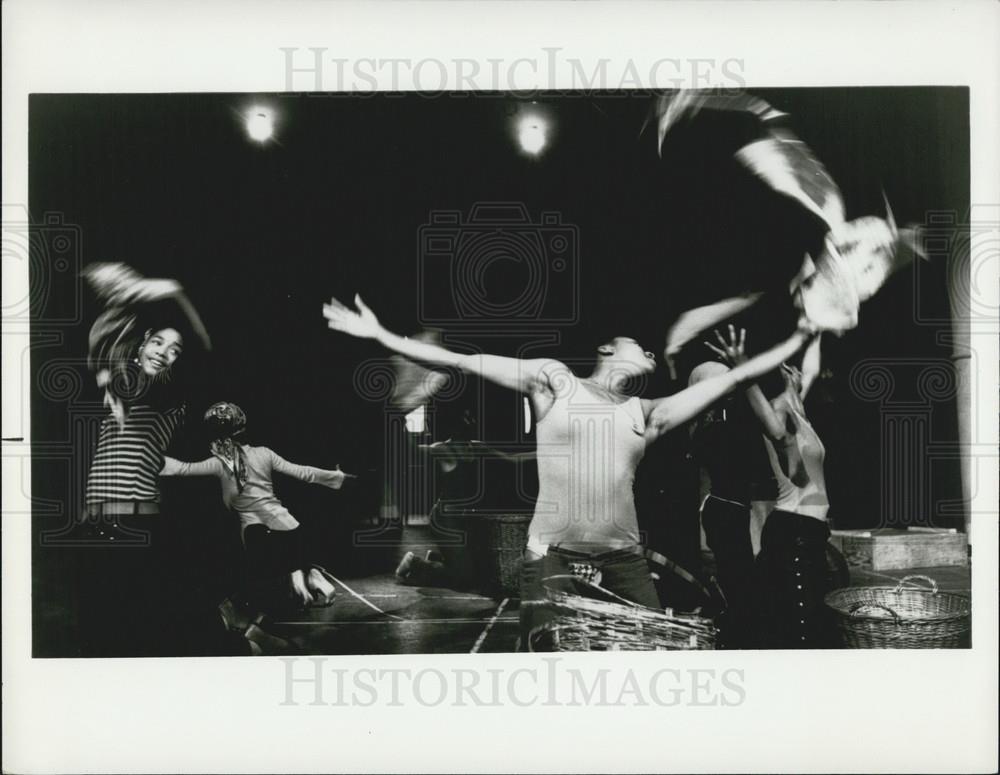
[709,326,842,649]
[688,358,773,649]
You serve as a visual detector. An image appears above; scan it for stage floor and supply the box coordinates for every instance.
[261,528,972,656]
[32,524,971,656]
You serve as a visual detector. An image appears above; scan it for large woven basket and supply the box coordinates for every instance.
[528,584,716,652]
[825,574,970,649]
[478,513,532,596]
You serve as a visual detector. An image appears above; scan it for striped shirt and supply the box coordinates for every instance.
[85,404,186,504]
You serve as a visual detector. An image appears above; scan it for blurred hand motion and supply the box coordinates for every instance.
[655,91,927,373]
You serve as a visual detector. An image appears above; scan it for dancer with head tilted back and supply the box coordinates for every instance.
[323,293,817,646]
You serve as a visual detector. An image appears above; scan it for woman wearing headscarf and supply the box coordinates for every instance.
[161,401,355,614]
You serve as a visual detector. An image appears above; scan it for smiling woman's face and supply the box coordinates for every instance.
[138,327,184,376]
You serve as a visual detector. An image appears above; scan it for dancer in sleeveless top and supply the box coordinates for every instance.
[323,294,817,646]
[709,327,836,648]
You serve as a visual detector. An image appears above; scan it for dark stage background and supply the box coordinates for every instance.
[29,89,967,655]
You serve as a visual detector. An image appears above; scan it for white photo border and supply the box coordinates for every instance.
[3,1,998,773]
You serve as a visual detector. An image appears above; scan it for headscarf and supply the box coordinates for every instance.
[204,401,249,492]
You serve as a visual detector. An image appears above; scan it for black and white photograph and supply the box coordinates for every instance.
[26,86,974,658]
[4,2,998,773]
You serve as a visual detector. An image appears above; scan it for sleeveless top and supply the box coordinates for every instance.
[530,374,647,550]
[763,405,830,520]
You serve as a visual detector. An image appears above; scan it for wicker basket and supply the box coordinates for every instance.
[478,513,532,596]
[825,574,970,649]
[528,585,717,652]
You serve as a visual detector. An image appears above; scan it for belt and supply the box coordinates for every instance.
[87,501,160,517]
[526,535,643,562]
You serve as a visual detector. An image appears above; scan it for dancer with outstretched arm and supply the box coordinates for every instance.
[323,294,816,645]
[708,326,840,648]
[160,401,355,618]
[77,263,236,657]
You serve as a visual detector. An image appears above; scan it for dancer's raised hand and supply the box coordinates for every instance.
[323,294,383,339]
[704,325,747,367]
[780,363,805,404]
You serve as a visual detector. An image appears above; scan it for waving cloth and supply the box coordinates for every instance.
[83,262,211,425]
[654,91,925,381]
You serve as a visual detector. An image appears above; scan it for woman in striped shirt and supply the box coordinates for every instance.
[78,264,235,657]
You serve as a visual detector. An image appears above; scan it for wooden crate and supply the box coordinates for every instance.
[830,528,968,571]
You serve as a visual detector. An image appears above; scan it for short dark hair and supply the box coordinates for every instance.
[135,301,197,350]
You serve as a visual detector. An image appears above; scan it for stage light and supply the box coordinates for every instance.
[245,106,274,143]
[517,115,548,155]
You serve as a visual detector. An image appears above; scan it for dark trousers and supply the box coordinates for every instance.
[75,514,241,657]
[701,496,757,648]
[241,525,312,613]
[755,510,834,649]
[519,546,661,649]
[243,525,306,583]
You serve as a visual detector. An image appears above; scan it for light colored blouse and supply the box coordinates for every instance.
[161,445,344,536]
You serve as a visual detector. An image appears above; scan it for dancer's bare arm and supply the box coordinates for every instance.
[323,294,561,395]
[799,335,822,399]
[705,327,809,484]
[160,456,223,477]
[643,329,812,441]
[704,326,789,442]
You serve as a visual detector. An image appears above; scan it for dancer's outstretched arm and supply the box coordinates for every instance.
[663,292,764,378]
[160,456,223,477]
[704,326,789,442]
[269,449,356,490]
[704,327,807,485]
[643,328,813,441]
[323,294,560,395]
[799,335,822,399]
